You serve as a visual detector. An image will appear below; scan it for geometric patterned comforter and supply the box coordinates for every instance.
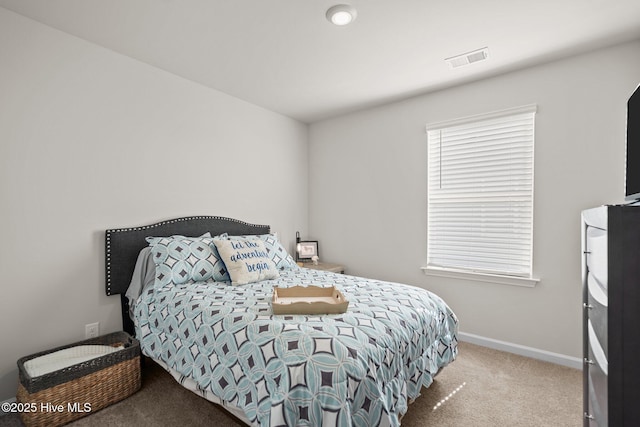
[133,267,458,426]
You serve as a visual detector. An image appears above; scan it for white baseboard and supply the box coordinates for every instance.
[0,397,16,417]
[458,331,582,370]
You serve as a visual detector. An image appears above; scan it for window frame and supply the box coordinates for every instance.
[422,105,539,287]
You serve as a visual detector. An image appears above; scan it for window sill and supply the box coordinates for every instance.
[421,267,539,288]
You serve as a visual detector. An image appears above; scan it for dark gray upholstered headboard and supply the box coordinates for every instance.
[105,216,270,334]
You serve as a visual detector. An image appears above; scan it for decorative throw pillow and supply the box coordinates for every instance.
[147,234,229,286]
[213,237,280,285]
[231,233,298,271]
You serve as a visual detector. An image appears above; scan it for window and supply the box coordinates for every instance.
[425,105,536,282]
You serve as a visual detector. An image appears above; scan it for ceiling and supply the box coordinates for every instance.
[1,0,639,123]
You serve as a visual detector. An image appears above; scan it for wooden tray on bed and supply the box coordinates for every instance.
[272,286,348,315]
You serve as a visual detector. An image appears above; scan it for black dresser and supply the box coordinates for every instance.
[581,205,640,426]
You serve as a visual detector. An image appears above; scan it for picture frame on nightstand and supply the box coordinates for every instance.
[296,240,318,261]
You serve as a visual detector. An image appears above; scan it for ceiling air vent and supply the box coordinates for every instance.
[445,47,489,68]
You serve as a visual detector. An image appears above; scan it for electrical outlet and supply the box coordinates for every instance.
[85,322,99,339]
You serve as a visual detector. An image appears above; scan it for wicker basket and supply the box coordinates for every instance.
[16,331,141,427]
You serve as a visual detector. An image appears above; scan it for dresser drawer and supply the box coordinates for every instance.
[588,320,608,372]
[587,274,608,358]
[586,336,608,426]
[585,226,607,290]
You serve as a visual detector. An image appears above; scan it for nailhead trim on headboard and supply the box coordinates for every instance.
[105,216,269,296]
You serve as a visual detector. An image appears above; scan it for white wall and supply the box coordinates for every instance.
[0,8,308,400]
[309,40,640,360]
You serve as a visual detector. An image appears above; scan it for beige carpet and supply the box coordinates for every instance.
[1,341,581,426]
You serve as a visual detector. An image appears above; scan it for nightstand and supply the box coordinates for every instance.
[301,262,345,274]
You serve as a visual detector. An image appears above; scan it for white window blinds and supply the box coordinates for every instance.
[426,105,536,277]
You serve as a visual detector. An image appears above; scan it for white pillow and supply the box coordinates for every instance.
[213,237,279,285]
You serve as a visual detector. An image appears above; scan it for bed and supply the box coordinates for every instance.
[105,216,458,426]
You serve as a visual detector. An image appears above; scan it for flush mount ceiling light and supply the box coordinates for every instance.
[445,47,489,68]
[326,4,357,26]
